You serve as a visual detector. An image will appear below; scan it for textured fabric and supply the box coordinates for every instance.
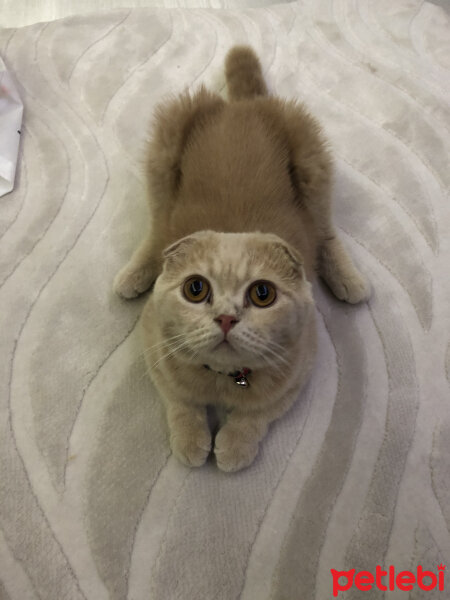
[0,1,449,599]
[0,0,297,29]
[0,58,23,197]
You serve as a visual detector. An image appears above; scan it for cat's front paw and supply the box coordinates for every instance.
[114,264,155,299]
[319,238,371,304]
[170,430,212,468]
[214,426,259,472]
[329,270,371,304]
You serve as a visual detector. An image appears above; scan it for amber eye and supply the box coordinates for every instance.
[248,281,277,308]
[183,276,210,303]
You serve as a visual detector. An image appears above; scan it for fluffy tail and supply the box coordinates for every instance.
[225,46,268,101]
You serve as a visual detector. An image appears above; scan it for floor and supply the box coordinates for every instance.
[0,0,292,28]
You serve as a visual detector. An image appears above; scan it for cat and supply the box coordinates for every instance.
[114,46,370,472]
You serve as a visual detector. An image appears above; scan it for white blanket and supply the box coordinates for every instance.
[0,1,449,599]
[0,58,23,197]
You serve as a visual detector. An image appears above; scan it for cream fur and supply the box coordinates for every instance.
[115,46,370,471]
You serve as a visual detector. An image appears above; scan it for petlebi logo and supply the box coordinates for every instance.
[330,564,446,597]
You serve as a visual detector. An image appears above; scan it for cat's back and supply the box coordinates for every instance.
[163,94,320,276]
[180,98,293,208]
[173,97,312,242]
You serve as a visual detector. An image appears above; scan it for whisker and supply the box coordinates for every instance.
[263,344,290,367]
[238,328,290,368]
[139,333,187,357]
[139,326,211,362]
[149,327,213,370]
[136,328,213,384]
[150,339,192,369]
[266,338,288,353]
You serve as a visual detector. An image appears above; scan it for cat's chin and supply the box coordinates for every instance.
[204,344,264,373]
[214,339,234,351]
[201,341,243,370]
[211,340,238,360]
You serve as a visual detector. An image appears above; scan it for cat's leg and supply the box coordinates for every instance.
[214,413,264,472]
[214,402,287,472]
[115,88,225,299]
[166,402,212,467]
[298,178,370,303]
[318,234,370,304]
[114,233,162,299]
[276,100,370,303]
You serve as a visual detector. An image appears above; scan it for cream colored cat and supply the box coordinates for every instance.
[115,46,370,472]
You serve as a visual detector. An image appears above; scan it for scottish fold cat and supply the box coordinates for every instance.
[115,46,369,471]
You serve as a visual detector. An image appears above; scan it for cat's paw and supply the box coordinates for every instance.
[214,426,259,472]
[170,430,212,468]
[319,238,371,304]
[114,264,155,299]
[327,269,371,304]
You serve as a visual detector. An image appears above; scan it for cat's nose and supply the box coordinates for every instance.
[215,314,239,335]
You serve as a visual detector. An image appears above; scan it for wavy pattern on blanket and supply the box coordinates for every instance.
[0,2,449,599]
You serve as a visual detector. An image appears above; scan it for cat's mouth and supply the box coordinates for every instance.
[214,337,236,352]
[216,339,233,349]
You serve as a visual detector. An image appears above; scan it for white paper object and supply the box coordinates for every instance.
[0,58,23,197]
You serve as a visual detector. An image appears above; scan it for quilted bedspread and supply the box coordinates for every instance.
[0,1,449,599]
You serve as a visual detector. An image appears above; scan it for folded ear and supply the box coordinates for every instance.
[259,233,305,281]
[162,230,215,262]
[274,238,303,270]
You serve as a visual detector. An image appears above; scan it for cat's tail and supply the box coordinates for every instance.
[225,46,268,101]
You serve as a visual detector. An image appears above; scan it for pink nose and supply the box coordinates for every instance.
[215,314,239,335]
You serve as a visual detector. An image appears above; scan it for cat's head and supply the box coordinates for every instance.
[150,231,314,373]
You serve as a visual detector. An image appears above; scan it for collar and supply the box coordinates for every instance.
[203,364,252,388]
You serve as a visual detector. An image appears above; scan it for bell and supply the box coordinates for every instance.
[235,376,249,387]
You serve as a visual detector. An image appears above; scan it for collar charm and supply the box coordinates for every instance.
[231,368,252,387]
[203,365,252,388]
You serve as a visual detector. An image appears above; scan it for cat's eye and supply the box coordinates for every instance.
[183,276,210,303]
[248,281,277,308]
